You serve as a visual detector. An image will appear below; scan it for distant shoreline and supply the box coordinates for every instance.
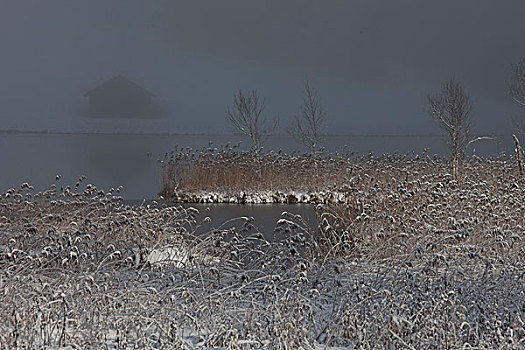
[0,129,506,138]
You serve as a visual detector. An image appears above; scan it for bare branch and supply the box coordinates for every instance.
[467,136,494,147]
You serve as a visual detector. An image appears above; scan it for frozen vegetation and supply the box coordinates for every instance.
[1,153,525,349]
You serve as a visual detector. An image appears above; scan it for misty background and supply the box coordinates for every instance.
[1,1,525,198]
[1,0,525,134]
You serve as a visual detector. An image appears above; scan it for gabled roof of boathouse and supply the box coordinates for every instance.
[84,75,155,98]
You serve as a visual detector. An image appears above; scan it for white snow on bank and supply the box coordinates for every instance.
[146,246,188,268]
[173,190,348,204]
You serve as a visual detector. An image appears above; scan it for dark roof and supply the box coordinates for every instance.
[84,75,155,97]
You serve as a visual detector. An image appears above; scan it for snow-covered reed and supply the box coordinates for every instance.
[159,143,357,201]
[1,168,524,349]
[160,145,525,207]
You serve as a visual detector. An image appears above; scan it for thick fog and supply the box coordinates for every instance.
[1,0,524,135]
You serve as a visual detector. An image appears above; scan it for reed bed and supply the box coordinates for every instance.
[316,155,525,260]
[159,144,356,198]
[1,153,524,348]
[160,144,524,203]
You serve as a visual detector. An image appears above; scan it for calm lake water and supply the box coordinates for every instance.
[180,203,318,239]
[125,200,318,240]
[1,132,512,199]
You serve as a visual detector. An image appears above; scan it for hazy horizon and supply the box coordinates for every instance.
[1,1,525,136]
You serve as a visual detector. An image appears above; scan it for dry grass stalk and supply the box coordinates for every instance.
[513,134,523,175]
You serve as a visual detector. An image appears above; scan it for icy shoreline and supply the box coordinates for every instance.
[171,190,347,204]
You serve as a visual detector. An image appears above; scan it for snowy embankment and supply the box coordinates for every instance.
[172,190,346,204]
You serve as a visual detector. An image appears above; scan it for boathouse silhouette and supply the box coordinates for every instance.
[85,75,155,118]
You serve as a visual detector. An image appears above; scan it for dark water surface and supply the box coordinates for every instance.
[182,203,318,239]
[126,200,318,240]
[1,132,512,199]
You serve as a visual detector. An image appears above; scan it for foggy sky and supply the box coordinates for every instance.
[1,0,525,135]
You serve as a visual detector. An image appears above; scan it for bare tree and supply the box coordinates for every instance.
[289,80,327,157]
[428,79,473,181]
[226,89,277,157]
[506,60,525,147]
[506,60,525,108]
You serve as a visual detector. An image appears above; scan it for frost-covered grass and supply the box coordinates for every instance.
[159,144,525,205]
[314,155,525,260]
[1,165,525,349]
[159,144,356,199]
